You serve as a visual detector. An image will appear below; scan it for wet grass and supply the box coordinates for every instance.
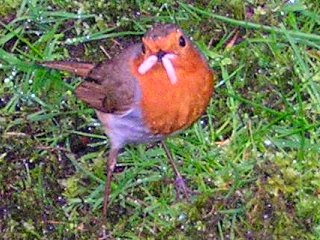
[1,0,320,239]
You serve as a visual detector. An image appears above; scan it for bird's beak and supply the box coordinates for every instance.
[156,50,167,62]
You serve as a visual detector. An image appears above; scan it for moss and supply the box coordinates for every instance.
[0,0,21,17]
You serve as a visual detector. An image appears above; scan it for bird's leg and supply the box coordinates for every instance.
[99,148,119,239]
[102,147,119,218]
[160,141,191,200]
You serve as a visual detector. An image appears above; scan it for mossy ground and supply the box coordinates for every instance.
[0,0,319,239]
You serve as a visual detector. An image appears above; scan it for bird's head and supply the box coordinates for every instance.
[138,24,196,85]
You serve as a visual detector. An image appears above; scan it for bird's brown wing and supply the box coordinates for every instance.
[40,44,141,114]
[73,81,117,113]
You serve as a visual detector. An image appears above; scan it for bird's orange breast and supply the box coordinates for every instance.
[131,47,214,135]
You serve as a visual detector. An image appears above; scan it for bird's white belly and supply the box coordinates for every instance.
[96,107,164,149]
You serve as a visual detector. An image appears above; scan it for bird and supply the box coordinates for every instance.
[40,23,214,221]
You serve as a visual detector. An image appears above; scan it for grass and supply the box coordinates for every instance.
[0,0,320,239]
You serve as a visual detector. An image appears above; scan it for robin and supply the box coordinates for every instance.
[40,23,214,220]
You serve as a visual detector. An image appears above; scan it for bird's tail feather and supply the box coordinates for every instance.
[39,61,95,77]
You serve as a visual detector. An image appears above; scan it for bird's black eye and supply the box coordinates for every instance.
[179,36,186,47]
[141,44,146,54]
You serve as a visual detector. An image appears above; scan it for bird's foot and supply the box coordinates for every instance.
[98,224,113,240]
[175,176,193,200]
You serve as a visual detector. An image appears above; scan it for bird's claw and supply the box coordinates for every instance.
[98,224,113,240]
[175,176,193,200]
